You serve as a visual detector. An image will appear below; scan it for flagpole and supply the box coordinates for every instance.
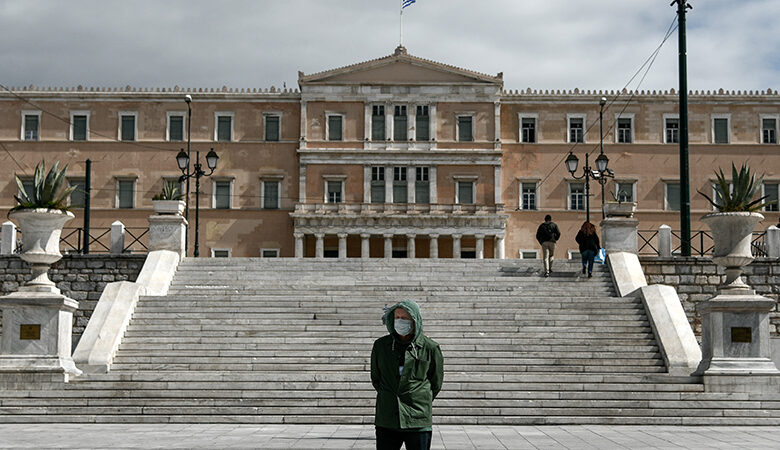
[399,0,403,46]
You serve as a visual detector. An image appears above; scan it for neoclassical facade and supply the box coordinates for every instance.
[1,48,778,258]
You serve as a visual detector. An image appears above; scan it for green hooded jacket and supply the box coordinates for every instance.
[370,300,444,430]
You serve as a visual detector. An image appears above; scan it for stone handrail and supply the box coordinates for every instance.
[293,203,505,215]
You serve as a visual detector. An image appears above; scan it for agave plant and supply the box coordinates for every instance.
[13,160,76,211]
[152,180,185,201]
[698,163,775,212]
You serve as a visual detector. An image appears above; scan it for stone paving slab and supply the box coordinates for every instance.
[1,424,780,449]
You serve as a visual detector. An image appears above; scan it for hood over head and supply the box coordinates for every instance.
[384,299,423,341]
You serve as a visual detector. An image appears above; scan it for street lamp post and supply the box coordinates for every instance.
[176,148,219,257]
[565,150,612,223]
[598,96,608,219]
[184,95,192,256]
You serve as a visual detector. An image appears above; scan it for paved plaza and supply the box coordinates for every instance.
[1,424,780,449]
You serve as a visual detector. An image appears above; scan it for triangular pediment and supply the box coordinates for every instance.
[299,46,502,86]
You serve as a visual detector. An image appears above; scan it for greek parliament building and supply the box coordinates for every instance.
[1,47,779,258]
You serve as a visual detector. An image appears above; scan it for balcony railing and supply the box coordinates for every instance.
[293,203,505,215]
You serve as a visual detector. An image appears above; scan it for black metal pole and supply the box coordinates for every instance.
[185,97,192,256]
[194,151,201,258]
[83,159,91,254]
[599,103,605,220]
[676,0,692,256]
[585,153,590,223]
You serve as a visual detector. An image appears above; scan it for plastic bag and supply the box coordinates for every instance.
[594,248,606,264]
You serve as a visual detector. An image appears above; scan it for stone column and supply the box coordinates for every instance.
[363,166,371,203]
[148,214,188,259]
[430,234,439,259]
[338,233,347,259]
[475,234,485,259]
[407,234,416,259]
[407,166,416,204]
[299,164,307,203]
[452,234,462,259]
[110,220,125,255]
[315,233,324,259]
[361,233,370,259]
[385,166,393,203]
[496,235,505,259]
[294,232,304,258]
[429,104,437,148]
[1,221,17,255]
[766,225,780,258]
[429,166,438,204]
[384,234,393,258]
[658,224,672,257]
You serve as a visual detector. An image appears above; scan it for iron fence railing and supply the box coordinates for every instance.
[638,229,767,257]
[13,227,149,255]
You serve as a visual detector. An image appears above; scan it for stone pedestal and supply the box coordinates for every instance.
[695,292,779,377]
[0,291,81,381]
[148,214,187,259]
[600,217,639,254]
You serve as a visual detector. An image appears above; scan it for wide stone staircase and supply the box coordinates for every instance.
[2,258,780,424]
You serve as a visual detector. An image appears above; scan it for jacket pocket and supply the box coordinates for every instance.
[412,359,430,380]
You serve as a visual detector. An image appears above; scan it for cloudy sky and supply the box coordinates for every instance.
[2,0,778,92]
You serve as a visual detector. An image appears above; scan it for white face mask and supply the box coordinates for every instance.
[394,318,413,336]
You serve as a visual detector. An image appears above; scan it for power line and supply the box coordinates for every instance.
[536,14,679,190]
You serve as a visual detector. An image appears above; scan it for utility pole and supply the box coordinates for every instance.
[674,0,693,256]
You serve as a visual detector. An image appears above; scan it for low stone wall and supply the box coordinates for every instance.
[640,257,780,338]
[0,255,146,348]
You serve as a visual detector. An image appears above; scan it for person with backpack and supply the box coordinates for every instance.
[575,221,601,278]
[535,214,561,277]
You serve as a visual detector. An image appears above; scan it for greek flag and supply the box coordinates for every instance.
[402,0,416,8]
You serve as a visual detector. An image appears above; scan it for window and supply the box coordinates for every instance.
[216,114,233,141]
[568,116,585,143]
[23,112,40,141]
[569,182,585,210]
[665,117,679,144]
[260,248,280,258]
[394,105,407,141]
[212,249,231,258]
[326,180,343,203]
[416,106,429,141]
[519,250,538,259]
[521,117,536,143]
[456,181,475,204]
[262,180,280,210]
[763,183,779,212]
[371,105,386,141]
[167,113,184,142]
[264,114,280,141]
[665,182,680,211]
[117,179,136,209]
[68,178,86,208]
[371,167,385,203]
[617,117,632,143]
[393,167,407,203]
[762,117,778,144]
[712,116,729,144]
[70,112,89,141]
[457,115,473,142]
[327,114,343,141]
[213,180,232,209]
[520,182,537,210]
[615,181,635,203]
[119,113,136,141]
[415,167,430,204]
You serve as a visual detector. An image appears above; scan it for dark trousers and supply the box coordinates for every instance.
[581,249,595,274]
[376,426,432,450]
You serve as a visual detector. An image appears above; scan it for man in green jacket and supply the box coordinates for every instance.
[370,300,444,450]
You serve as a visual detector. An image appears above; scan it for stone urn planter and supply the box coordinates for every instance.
[9,208,74,291]
[701,211,763,292]
[603,201,636,218]
[152,199,185,215]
